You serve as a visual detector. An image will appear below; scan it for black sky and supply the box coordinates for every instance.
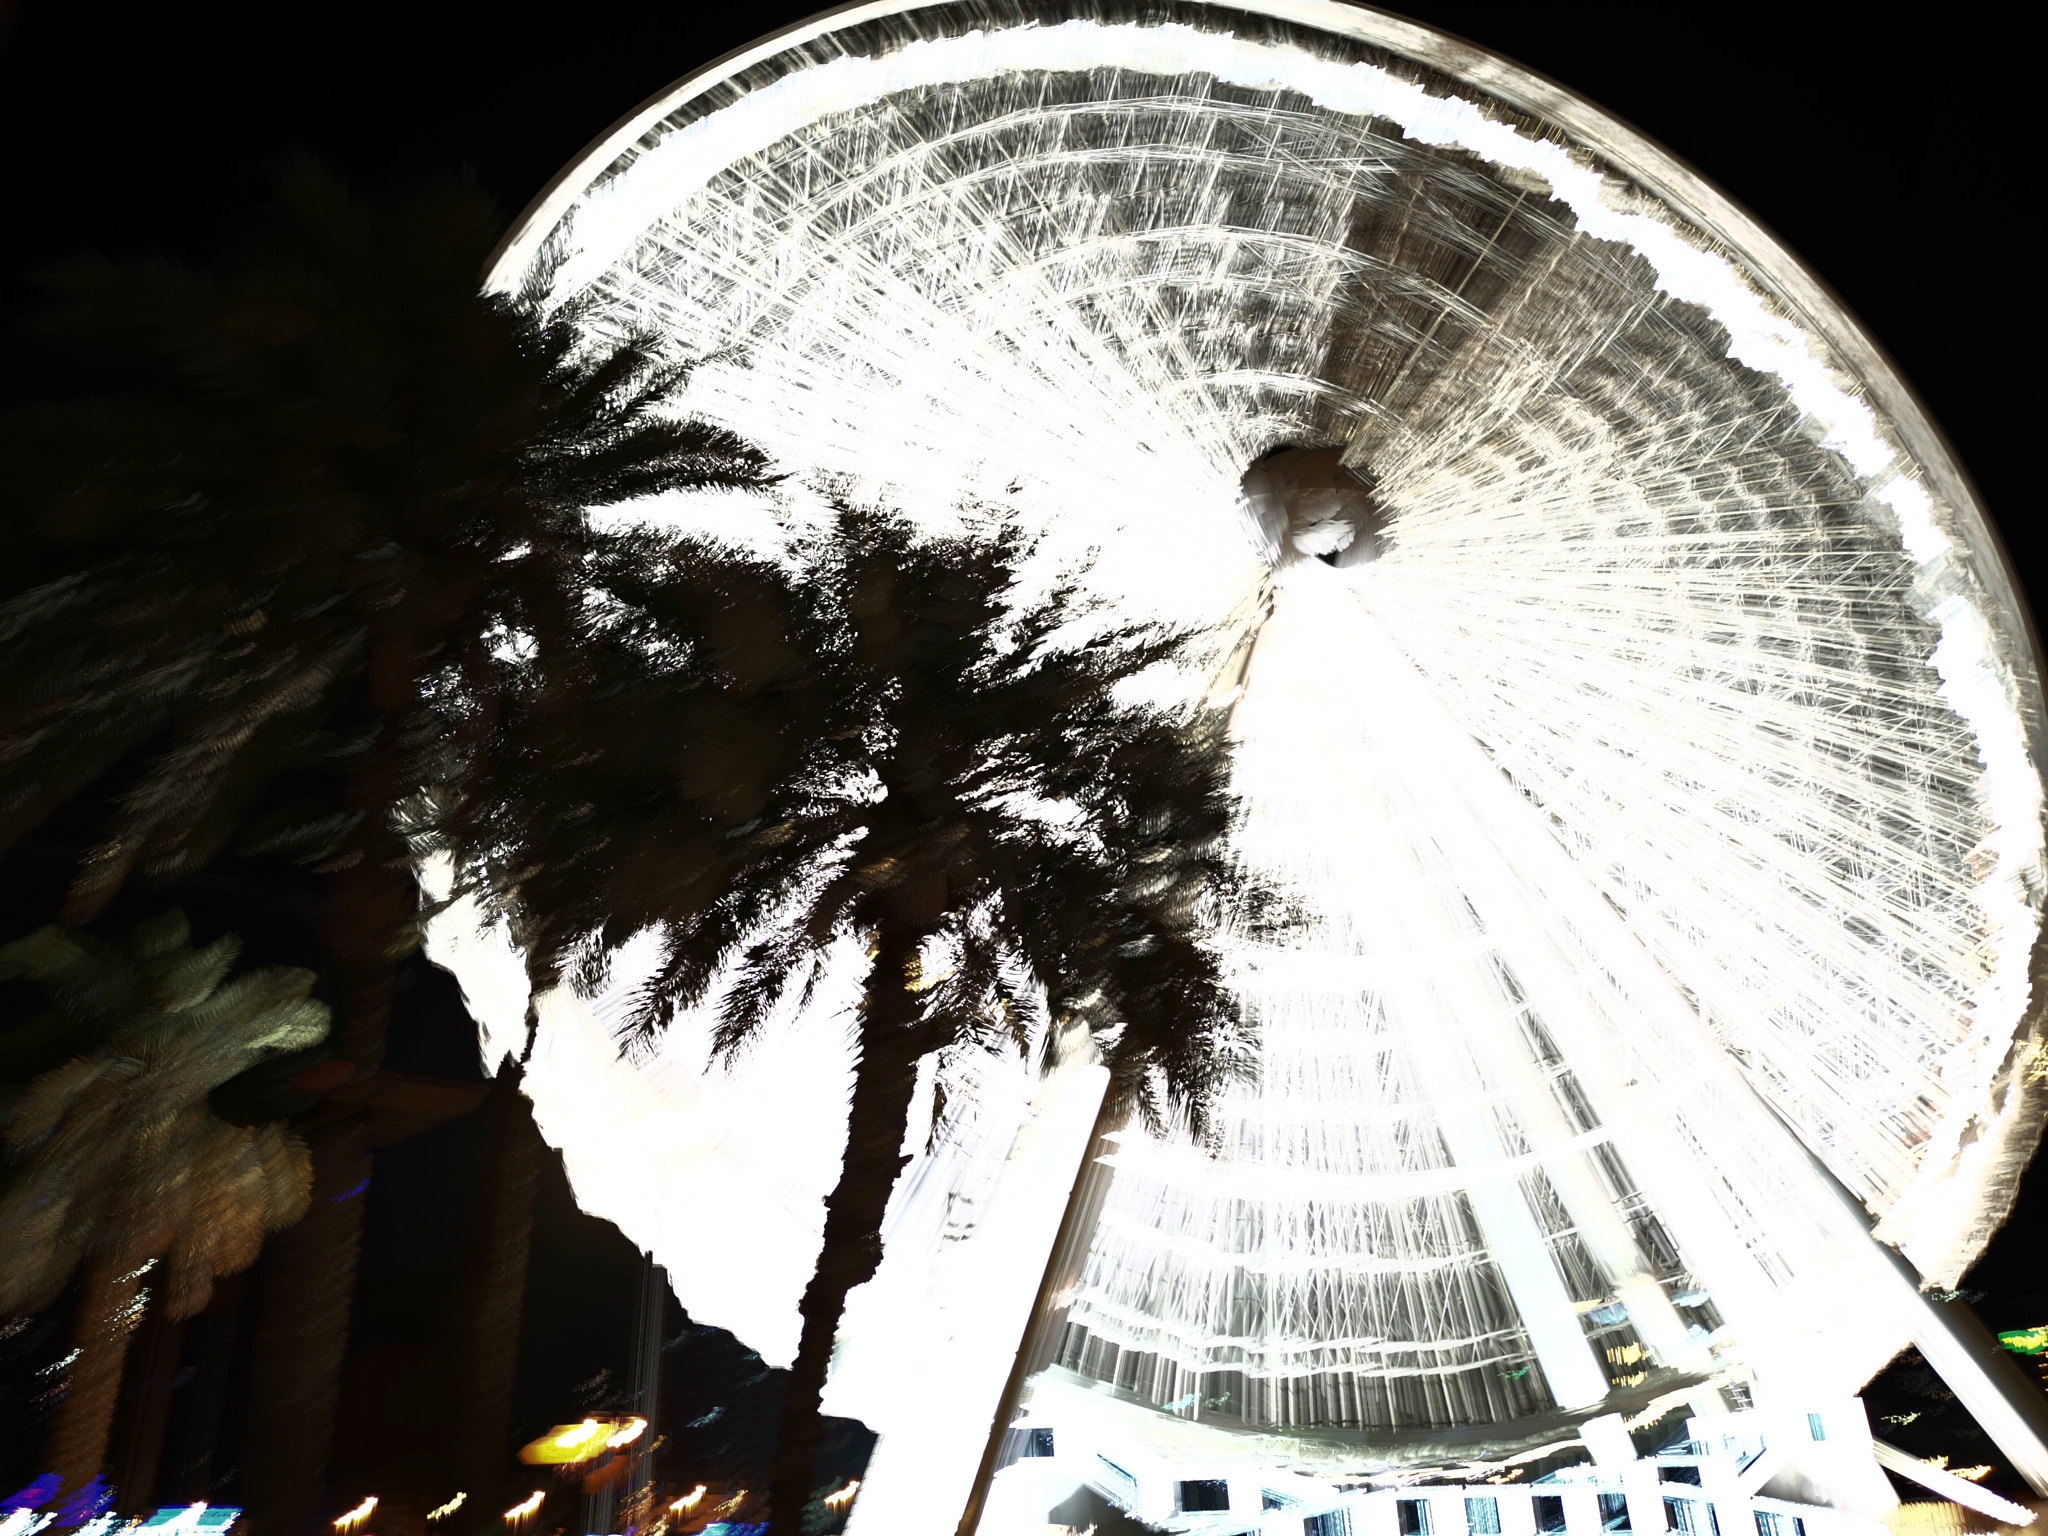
[0,0,2028,593]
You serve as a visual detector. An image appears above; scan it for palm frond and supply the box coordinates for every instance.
[0,910,327,1317]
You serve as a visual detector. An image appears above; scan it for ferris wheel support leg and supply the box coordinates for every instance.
[1401,831,1714,1381]
[1344,593,2048,1481]
[841,1037,1109,1536]
[1342,594,1790,1390]
[1787,1135,2048,1497]
[1499,756,2048,1490]
[1900,1274,2048,1496]
[1376,877,1616,1411]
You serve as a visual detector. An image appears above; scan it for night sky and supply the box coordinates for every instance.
[0,0,2029,558]
[0,0,2037,1512]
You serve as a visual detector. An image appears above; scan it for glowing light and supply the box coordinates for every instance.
[1999,1326,2048,1356]
[603,1417,647,1449]
[1871,1442,2035,1526]
[332,1499,376,1534]
[135,1506,230,1536]
[823,1481,860,1511]
[501,1493,544,1525]
[520,1418,640,1465]
[669,1489,706,1513]
[426,1496,466,1522]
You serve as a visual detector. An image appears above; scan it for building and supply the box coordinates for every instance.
[984,1389,2024,1536]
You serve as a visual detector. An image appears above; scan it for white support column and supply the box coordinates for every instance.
[1620,1462,1670,1536]
[1344,600,2048,1494]
[1404,860,1711,1378]
[848,1045,1111,1536]
[1341,607,1787,1364]
[1354,1493,1403,1536]
[1333,677,1614,1412]
[1559,1487,1602,1536]
[1426,1489,1475,1536]
[1396,979,1613,1409]
[1905,1305,2048,1495]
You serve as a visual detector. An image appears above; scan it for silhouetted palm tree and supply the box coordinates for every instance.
[447,1060,549,1518]
[423,521,833,1527]
[432,518,843,1002]
[0,160,770,1056]
[0,163,775,1529]
[0,910,326,1491]
[440,506,1259,1532]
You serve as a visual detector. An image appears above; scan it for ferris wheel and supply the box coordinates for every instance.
[451,0,2048,1524]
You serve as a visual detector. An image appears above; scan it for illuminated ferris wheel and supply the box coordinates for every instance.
[449,0,2048,1524]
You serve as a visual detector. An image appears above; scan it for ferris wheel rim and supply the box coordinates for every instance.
[458,0,2048,1481]
[485,0,2041,755]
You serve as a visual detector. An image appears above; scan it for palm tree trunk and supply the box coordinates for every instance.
[165,1271,246,1502]
[240,758,409,1536]
[45,1253,147,1494]
[767,926,928,1535]
[326,825,412,1074]
[451,1063,547,1510]
[113,1301,186,1513]
[239,1117,372,1536]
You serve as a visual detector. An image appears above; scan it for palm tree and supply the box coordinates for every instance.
[447,1059,549,1518]
[0,163,775,1529]
[429,518,845,1003]
[0,158,771,1056]
[0,909,328,1491]
[439,506,1259,1532]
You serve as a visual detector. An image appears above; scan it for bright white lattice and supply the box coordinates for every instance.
[461,0,2046,1449]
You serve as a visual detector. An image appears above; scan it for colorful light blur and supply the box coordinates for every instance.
[1998,1326,2048,1356]
[136,1506,237,1534]
[332,1499,376,1535]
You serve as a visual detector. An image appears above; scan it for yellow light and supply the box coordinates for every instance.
[604,1417,647,1449]
[823,1480,860,1511]
[520,1418,637,1465]
[334,1498,377,1534]
[670,1488,706,1513]
[503,1493,544,1523]
[427,1495,466,1522]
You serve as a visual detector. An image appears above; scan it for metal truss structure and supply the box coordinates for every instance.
[449,0,2048,1519]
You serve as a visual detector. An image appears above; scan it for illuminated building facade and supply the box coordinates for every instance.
[982,1386,2034,1536]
